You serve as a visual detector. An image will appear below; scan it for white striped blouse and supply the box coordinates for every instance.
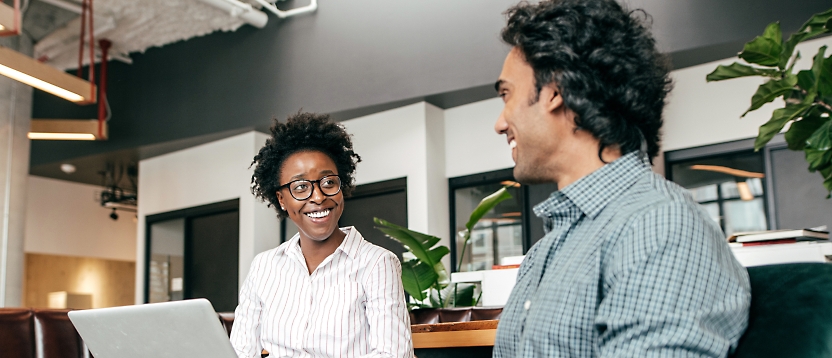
[230,226,414,358]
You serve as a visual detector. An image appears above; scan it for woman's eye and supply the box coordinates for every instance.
[293,184,308,191]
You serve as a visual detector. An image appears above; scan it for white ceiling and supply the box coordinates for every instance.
[29,0,252,70]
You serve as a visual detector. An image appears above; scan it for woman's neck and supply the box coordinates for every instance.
[298,228,346,274]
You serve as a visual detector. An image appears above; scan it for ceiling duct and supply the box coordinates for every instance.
[196,0,267,28]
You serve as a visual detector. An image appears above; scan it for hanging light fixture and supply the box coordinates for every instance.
[0,46,96,103]
[28,119,107,140]
[0,0,20,36]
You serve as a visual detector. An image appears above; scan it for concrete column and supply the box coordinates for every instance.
[0,34,33,307]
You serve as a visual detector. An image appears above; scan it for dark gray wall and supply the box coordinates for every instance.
[30,0,832,167]
[770,148,832,231]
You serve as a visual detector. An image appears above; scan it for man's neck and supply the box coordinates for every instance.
[555,144,622,189]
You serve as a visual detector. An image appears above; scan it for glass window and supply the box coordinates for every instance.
[454,182,524,272]
[669,150,768,236]
[148,218,185,303]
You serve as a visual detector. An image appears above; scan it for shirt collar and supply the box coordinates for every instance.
[534,151,649,220]
[279,226,361,260]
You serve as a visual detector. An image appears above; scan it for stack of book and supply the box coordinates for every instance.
[728,227,829,246]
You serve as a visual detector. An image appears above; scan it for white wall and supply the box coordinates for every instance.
[24,176,137,262]
[663,36,832,151]
[342,102,451,268]
[444,98,513,178]
[136,132,281,304]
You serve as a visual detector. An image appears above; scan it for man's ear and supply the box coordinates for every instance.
[541,84,563,113]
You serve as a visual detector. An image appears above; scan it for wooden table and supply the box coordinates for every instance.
[262,320,498,357]
[411,320,498,349]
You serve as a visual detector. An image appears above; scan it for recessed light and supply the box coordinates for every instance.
[60,163,76,174]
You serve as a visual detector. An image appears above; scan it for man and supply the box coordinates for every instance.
[492,1,751,357]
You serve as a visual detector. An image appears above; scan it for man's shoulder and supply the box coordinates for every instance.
[610,171,704,219]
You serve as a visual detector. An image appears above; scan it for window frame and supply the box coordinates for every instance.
[664,135,786,231]
[448,168,537,273]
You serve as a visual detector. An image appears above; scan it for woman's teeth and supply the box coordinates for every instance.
[306,209,330,218]
[509,140,517,149]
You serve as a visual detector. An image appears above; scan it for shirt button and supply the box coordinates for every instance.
[524,300,531,310]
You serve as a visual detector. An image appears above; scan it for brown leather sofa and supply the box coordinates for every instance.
[0,308,90,358]
[0,308,237,358]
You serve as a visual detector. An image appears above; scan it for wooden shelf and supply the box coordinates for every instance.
[411,320,498,348]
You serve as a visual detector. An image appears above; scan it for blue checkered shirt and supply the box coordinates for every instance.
[493,152,751,358]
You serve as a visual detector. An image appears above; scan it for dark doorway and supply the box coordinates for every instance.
[144,199,239,312]
[339,178,408,260]
[186,210,240,312]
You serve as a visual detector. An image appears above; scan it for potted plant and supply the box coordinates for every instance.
[374,186,513,313]
[706,8,832,197]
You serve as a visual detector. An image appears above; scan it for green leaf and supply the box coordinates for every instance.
[441,283,477,308]
[821,166,832,179]
[796,8,832,40]
[785,108,827,150]
[818,51,832,100]
[743,75,798,116]
[739,22,783,67]
[807,120,832,152]
[706,62,781,82]
[400,260,437,301]
[754,103,811,150]
[822,166,832,198]
[797,69,816,93]
[805,148,832,173]
[374,218,446,267]
[802,46,829,103]
[465,186,513,231]
[457,186,513,272]
[780,33,808,69]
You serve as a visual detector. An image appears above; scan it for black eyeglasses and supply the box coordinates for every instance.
[278,175,342,201]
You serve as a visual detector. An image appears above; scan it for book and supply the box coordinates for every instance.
[740,238,797,246]
[728,228,828,243]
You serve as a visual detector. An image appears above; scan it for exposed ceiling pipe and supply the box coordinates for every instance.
[35,14,116,61]
[251,0,317,19]
[197,0,267,29]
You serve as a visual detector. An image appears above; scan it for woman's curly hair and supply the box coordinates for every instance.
[251,112,361,218]
[502,0,672,162]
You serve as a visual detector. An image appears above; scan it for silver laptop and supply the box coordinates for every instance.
[68,298,237,358]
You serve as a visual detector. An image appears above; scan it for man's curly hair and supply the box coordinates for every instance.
[251,112,361,218]
[502,0,672,162]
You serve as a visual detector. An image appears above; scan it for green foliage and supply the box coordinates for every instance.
[754,103,811,150]
[738,22,783,67]
[707,7,832,197]
[743,75,798,117]
[705,62,780,82]
[374,186,513,309]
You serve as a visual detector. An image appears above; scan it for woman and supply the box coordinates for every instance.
[230,112,413,358]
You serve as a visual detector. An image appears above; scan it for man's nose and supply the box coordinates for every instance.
[495,111,508,135]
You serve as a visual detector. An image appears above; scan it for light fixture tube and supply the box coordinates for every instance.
[0,1,19,36]
[0,46,96,103]
[29,119,107,141]
[736,181,755,201]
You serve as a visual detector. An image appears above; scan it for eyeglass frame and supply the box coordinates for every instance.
[277,175,343,201]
